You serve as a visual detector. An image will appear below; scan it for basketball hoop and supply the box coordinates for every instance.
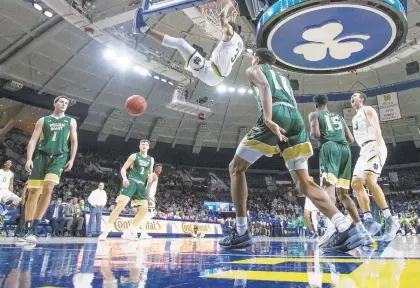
[200,0,236,37]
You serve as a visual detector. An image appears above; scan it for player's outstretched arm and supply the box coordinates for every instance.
[308,112,320,140]
[121,154,136,187]
[343,122,354,144]
[25,117,44,173]
[64,118,78,172]
[220,0,237,37]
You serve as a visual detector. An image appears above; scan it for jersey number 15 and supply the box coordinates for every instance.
[325,115,343,131]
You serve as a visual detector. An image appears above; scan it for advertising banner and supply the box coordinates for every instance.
[85,213,223,237]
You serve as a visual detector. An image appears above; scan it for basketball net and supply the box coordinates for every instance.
[200,0,235,37]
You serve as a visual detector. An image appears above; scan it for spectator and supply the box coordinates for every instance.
[87,182,107,237]
[64,198,84,237]
[79,200,89,212]
[45,198,65,237]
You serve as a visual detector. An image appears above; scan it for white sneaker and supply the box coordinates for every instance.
[318,224,336,247]
[139,233,152,239]
[98,228,109,241]
[121,230,134,240]
[25,234,37,243]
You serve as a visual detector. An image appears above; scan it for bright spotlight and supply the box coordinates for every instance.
[246,48,253,53]
[238,87,246,94]
[228,87,235,92]
[168,82,174,85]
[248,89,253,94]
[133,65,149,76]
[217,85,227,93]
[115,56,132,70]
[161,78,167,83]
[34,4,42,11]
[44,10,53,17]
[103,49,116,60]
[154,75,160,80]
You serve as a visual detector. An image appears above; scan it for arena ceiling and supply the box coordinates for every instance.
[1,0,420,152]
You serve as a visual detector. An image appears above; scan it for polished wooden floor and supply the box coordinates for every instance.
[0,236,419,287]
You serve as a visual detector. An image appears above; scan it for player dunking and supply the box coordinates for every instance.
[0,160,21,217]
[99,139,154,241]
[308,95,372,247]
[139,163,162,239]
[350,92,399,241]
[219,48,364,251]
[133,0,243,86]
[24,96,78,243]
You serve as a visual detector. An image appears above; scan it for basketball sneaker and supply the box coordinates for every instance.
[381,216,399,242]
[364,218,382,237]
[319,223,365,252]
[133,8,147,35]
[139,232,152,239]
[318,224,335,247]
[24,232,37,244]
[98,227,109,241]
[219,229,255,250]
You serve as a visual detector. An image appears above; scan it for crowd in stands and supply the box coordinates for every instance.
[1,127,420,238]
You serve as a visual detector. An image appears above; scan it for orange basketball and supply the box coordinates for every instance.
[125,95,147,116]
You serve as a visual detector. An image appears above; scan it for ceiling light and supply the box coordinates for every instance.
[133,65,149,76]
[161,78,167,83]
[228,87,235,92]
[34,4,42,11]
[246,49,253,53]
[248,89,253,94]
[168,82,174,85]
[154,75,160,80]
[44,10,53,18]
[103,49,116,60]
[115,56,133,70]
[217,85,227,93]
[238,87,246,94]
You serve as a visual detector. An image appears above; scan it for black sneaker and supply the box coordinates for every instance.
[319,223,365,252]
[219,229,255,250]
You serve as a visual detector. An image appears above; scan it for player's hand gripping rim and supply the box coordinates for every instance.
[265,120,288,142]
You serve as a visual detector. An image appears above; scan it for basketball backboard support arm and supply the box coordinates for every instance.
[142,0,216,16]
[92,0,216,30]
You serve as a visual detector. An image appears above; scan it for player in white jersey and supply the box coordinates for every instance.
[133,0,243,87]
[350,92,399,241]
[139,164,162,239]
[0,160,21,216]
[303,176,319,239]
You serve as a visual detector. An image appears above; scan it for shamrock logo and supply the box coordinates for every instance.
[293,22,370,61]
[373,163,379,170]
[193,56,202,65]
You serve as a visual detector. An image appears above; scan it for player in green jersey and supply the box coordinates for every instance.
[99,139,154,241]
[219,48,364,251]
[308,95,373,246]
[24,96,78,242]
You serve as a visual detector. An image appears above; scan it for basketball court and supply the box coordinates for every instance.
[0,236,419,287]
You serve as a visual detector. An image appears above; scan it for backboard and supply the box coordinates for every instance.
[142,0,216,15]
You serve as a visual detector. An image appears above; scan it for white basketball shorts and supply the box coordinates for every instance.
[353,140,387,178]
[0,189,21,205]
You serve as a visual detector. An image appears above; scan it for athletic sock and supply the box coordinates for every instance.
[331,213,351,233]
[236,217,248,236]
[355,221,366,231]
[382,208,391,218]
[363,212,373,221]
